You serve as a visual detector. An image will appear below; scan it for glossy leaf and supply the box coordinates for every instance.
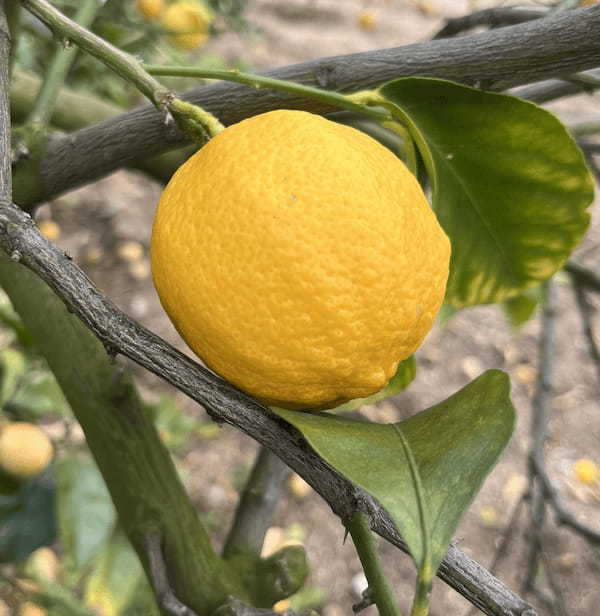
[56,456,116,572]
[274,370,514,572]
[378,78,593,307]
[0,473,56,562]
[332,356,416,412]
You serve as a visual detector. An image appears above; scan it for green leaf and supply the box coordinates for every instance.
[0,473,56,563]
[378,78,593,307]
[84,529,144,616]
[332,356,416,412]
[273,370,514,572]
[56,455,116,573]
[502,288,541,328]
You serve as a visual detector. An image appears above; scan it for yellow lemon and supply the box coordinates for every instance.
[136,0,165,20]
[357,11,377,31]
[161,1,213,50]
[573,458,599,485]
[151,110,450,409]
[0,422,53,479]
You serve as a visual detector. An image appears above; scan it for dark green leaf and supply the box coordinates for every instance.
[274,370,514,572]
[0,473,56,562]
[332,356,416,412]
[56,455,116,572]
[378,78,593,307]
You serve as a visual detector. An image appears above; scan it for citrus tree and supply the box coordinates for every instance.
[0,1,599,615]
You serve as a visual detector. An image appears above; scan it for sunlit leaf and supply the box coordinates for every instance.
[378,78,593,307]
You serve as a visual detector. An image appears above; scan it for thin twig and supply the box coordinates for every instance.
[465,494,527,616]
[571,280,600,389]
[143,533,201,616]
[20,0,223,139]
[28,0,101,125]
[564,261,600,293]
[434,7,547,39]
[0,200,536,616]
[511,69,600,104]
[223,446,291,558]
[527,280,600,553]
[20,0,169,106]
[524,281,555,598]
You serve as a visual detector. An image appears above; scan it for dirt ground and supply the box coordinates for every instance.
[38,1,600,614]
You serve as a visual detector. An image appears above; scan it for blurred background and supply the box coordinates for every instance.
[1,1,599,615]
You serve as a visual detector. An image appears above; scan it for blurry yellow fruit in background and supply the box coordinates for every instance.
[152,110,450,410]
[573,458,600,485]
[23,547,60,582]
[161,1,214,50]
[357,11,377,31]
[38,220,60,241]
[136,0,165,20]
[0,422,53,479]
[18,603,46,616]
[273,600,291,613]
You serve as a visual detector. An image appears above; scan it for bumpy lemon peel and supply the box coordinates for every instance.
[151,110,450,409]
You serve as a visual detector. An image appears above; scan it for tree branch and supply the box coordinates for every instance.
[509,68,600,104]
[0,200,536,616]
[223,447,291,559]
[527,281,600,563]
[434,7,548,40]
[12,4,600,207]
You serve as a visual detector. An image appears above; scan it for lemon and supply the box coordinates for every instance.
[136,0,165,20]
[0,422,53,479]
[161,1,213,50]
[151,110,450,409]
[573,458,599,485]
[357,11,377,31]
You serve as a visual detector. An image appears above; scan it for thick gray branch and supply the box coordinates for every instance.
[0,200,536,616]
[16,4,600,207]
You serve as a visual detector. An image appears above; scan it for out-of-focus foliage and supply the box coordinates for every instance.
[13,1,252,107]
[0,290,213,615]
